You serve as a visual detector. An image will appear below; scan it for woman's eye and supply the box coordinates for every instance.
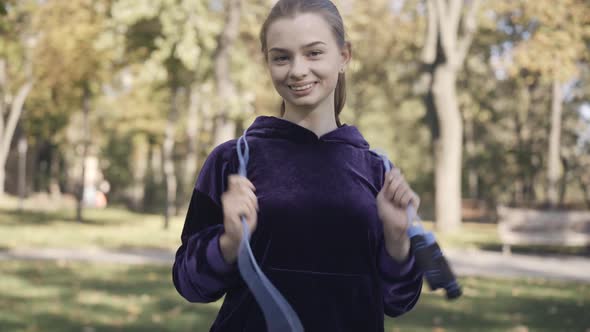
[273,56,288,62]
[309,51,323,57]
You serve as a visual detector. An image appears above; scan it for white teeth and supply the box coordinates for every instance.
[290,83,314,91]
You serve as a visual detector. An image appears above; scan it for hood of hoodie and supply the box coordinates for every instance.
[245,115,370,149]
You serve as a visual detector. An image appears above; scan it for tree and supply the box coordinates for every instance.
[108,0,228,227]
[31,0,113,221]
[420,0,482,232]
[0,0,35,196]
[507,0,590,207]
[212,0,242,146]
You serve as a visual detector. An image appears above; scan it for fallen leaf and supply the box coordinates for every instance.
[152,313,162,323]
[512,325,529,332]
[433,316,443,325]
[511,287,521,296]
[511,313,523,323]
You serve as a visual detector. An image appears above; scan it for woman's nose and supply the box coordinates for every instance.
[289,56,309,79]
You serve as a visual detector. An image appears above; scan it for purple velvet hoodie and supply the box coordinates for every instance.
[172,115,423,331]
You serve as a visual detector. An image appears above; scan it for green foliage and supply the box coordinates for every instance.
[342,0,432,190]
[0,0,35,88]
[501,0,590,83]
[32,0,112,88]
[447,0,590,207]
[101,134,135,199]
[1,0,589,209]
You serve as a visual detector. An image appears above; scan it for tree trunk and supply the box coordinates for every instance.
[547,80,563,208]
[0,58,33,195]
[130,135,148,212]
[17,135,27,211]
[0,58,5,196]
[143,142,162,213]
[465,115,478,198]
[513,179,524,205]
[163,86,182,229]
[432,65,463,231]
[559,156,568,206]
[76,86,91,223]
[184,85,201,195]
[580,179,590,209]
[48,146,62,200]
[513,109,528,206]
[151,143,163,185]
[212,0,241,146]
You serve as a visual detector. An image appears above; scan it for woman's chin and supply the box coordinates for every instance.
[285,100,320,111]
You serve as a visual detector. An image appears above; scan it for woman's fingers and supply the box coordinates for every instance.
[246,197,257,222]
[234,196,254,217]
[398,188,413,207]
[229,175,256,192]
[223,174,259,241]
[228,174,258,214]
[411,192,421,209]
[240,184,259,211]
[384,169,397,200]
[387,169,405,201]
[385,169,417,207]
[390,178,406,203]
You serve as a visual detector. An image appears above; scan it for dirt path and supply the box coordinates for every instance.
[1,247,589,283]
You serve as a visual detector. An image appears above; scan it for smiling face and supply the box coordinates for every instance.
[265,12,350,114]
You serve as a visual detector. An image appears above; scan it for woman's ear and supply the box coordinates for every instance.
[340,41,352,71]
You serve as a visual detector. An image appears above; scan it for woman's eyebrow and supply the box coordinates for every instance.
[268,41,327,53]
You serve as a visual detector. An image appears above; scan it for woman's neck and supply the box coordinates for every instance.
[282,97,338,138]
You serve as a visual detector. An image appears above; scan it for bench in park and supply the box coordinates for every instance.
[497,205,590,255]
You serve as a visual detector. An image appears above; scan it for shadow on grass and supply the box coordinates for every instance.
[389,277,590,332]
[0,208,72,225]
[2,261,589,332]
[0,261,219,332]
[0,207,152,227]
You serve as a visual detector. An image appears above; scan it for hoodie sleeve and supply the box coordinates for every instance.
[377,235,423,317]
[172,141,240,303]
[377,158,423,317]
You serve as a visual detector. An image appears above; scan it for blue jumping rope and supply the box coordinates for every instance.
[235,129,304,332]
[373,149,462,299]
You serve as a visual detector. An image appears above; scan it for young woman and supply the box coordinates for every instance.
[172,0,423,330]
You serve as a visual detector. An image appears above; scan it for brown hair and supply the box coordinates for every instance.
[259,0,348,127]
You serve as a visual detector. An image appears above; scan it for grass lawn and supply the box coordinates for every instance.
[0,205,185,251]
[4,203,576,256]
[1,198,589,331]
[0,260,588,332]
[0,200,503,252]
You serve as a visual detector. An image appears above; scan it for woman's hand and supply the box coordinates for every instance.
[376,168,420,261]
[219,174,259,264]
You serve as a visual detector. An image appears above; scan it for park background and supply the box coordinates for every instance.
[1,0,589,331]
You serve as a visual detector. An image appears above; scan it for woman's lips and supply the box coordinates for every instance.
[288,82,317,96]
